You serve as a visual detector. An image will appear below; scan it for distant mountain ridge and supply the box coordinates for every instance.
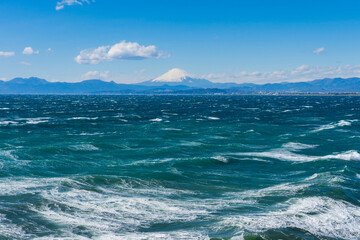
[1,69,360,94]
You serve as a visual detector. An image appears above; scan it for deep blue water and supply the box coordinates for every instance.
[0,95,359,240]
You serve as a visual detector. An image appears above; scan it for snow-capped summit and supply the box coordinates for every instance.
[152,68,190,82]
[140,68,218,88]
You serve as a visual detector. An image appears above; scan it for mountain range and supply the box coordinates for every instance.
[1,68,360,94]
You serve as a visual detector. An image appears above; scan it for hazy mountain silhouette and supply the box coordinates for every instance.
[1,70,360,94]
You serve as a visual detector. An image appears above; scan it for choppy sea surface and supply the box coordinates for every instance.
[0,95,359,240]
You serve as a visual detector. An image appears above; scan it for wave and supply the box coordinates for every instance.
[1,176,357,239]
[91,231,210,240]
[0,213,26,239]
[0,150,17,161]
[282,142,317,151]
[68,117,99,120]
[70,144,99,151]
[207,116,220,120]
[233,148,360,162]
[150,118,163,122]
[0,120,19,126]
[30,187,209,237]
[161,128,182,131]
[212,156,228,163]
[219,196,360,240]
[312,119,357,132]
[0,117,50,126]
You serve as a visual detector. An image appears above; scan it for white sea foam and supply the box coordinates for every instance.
[207,116,220,120]
[312,119,357,132]
[304,173,318,181]
[161,128,182,131]
[0,120,18,125]
[234,149,360,162]
[0,150,17,161]
[282,142,317,151]
[17,117,51,125]
[180,141,203,146]
[212,156,228,163]
[93,231,210,240]
[26,119,48,124]
[0,213,26,239]
[244,129,255,133]
[237,183,311,200]
[71,144,99,151]
[69,117,98,120]
[150,118,163,122]
[31,187,209,236]
[219,197,360,240]
[0,177,79,196]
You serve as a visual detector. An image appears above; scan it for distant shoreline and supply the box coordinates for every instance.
[1,93,360,96]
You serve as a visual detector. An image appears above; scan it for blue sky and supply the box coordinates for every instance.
[1,0,360,83]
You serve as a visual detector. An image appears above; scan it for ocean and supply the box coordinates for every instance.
[0,95,359,240]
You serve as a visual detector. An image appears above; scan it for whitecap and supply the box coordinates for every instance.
[0,150,17,160]
[0,120,18,125]
[282,142,317,151]
[30,187,209,236]
[212,156,228,163]
[312,119,356,132]
[304,173,318,181]
[244,129,255,133]
[161,128,182,131]
[207,117,220,120]
[233,149,360,162]
[69,117,99,120]
[180,141,203,146]
[0,213,26,239]
[150,118,163,122]
[219,196,360,240]
[71,144,99,151]
[96,231,210,240]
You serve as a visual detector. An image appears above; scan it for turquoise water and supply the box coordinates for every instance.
[0,95,359,240]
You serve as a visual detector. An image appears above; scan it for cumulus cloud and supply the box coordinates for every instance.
[75,41,166,64]
[313,47,325,55]
[0,51,15,57]
[82,71,110,80]
[56,0,92,10]
[200,64,360,84]
[23,47,39,55]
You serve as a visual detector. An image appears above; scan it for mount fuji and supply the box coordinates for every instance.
[140,68,232,88]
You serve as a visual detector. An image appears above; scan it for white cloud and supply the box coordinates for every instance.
[0,78,6,81]
[199,64,360,84]
[47,48,53,52]
[56,0,92,10]
[20,61,31,66]
[75,40,166,64]
[23,47,39,55]
[313,47,325,55]
[0,51,15,57]
[82,71,110,80]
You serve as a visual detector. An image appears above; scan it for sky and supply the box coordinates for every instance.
[1,0,360,83]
